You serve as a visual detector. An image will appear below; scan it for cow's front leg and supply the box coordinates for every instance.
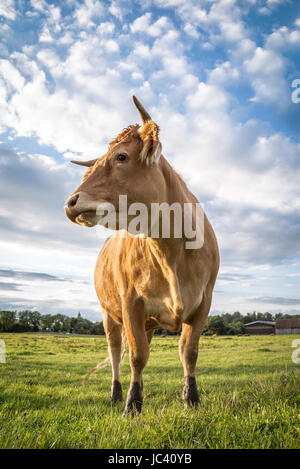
[103,311,123,402]
[122,298,149,416]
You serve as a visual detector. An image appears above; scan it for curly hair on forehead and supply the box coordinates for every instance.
[109,124,141,148]
[81,121,161,183]
[80,125,142,182]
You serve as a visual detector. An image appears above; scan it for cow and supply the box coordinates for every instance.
[64,96,219,416]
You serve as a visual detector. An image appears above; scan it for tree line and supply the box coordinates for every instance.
[0,310,299,336]
[202,311,300,336]
[156,311,300,336]
[0,310,104,335]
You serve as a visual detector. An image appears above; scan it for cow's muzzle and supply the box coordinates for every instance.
[64,192,98,227]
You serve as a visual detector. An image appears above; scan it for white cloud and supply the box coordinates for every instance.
[39,25,54,43]
[133,43,151,58]
[267,0,283,4]
[9,51,41,79]
[109,0,125,21]
[244,47,284,75]
[74,0,104,27]
[0,60,25,92]
[154,0,248,45]
[258,0,284,15]
[183,23,200,39]
[208,61,240,85]
[131,71,143,80]
[154,0,208,26]
[232,38,256,60]
[244,47,288,106]
[0,36,130,155]
[30,0,48,13]
[31,3,62,42]
[48,5,60,23]
[97,21,115,35]
[131,12,170,37]
[0,0,16,21]
[37,49,60,69]
[58,31,74,45]
[218,18,246,43]
[103,39,119,53]
[266,26,300,50]
[160,55,188,78]
[186,81,229,114]
[131,12,151,33]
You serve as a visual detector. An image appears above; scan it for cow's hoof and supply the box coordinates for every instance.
[182,376,200,408]
[111,380,123,402]
[122,382,143,416]
[122,403,142,417]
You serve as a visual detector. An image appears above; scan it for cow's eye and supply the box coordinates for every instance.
[116,154,127,162]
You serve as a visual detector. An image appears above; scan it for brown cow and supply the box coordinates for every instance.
[65,97,219,415]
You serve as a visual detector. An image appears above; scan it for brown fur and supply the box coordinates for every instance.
[109,125,141,148]
[65,97,220,415]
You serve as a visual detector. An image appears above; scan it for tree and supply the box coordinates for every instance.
[262,312,273,322]
[50,314,69,332]
[29,311,41,331]
[18,310,41,331]
[68,313,91,334]
[74,317,94,334]
[203,315,228,335]
[0,311,16,332]
[61,316,71,332]
[226,321,245,335]
[92,322,105,335]
[40,314,53,331]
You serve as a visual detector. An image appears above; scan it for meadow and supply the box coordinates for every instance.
[0,333,299,449]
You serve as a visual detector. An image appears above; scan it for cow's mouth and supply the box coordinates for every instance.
[75,210,98,227]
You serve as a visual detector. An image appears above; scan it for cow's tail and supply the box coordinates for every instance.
[82,328,127,386]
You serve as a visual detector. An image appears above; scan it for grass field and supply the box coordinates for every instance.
[0,333,299,449]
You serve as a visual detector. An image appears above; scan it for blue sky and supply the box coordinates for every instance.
[0,0,300,320]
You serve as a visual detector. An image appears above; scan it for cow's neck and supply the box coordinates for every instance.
[147,156,196,266]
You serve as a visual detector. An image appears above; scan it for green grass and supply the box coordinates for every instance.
[0,333,299,449]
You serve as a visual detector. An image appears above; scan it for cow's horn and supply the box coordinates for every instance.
[132,96,151,123]
[71,159,97,167]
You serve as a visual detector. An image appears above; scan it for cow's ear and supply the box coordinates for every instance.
[139,120,162,165]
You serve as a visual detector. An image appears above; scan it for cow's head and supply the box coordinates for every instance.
[64,97,165,229]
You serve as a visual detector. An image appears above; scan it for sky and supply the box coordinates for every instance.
[0,0,300,321]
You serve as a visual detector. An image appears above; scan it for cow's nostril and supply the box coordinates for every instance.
[68,193,79,208]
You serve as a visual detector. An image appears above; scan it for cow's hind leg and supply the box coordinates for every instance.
[179,288,213,407]
[103,312,123,402]
[123,298,149,416]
